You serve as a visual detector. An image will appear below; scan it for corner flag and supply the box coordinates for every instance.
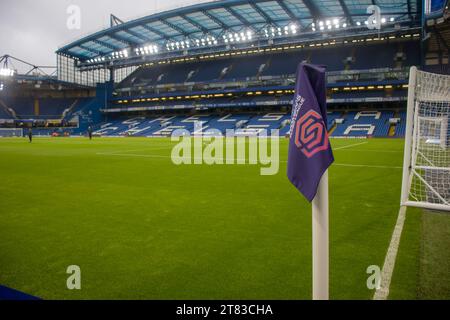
[287,62,333,300]
[287,63,334,202]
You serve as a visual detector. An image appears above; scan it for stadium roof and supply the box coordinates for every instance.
[57,0,421,62]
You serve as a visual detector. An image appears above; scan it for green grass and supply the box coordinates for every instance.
[390,208,450,300]
[0,136,438,299]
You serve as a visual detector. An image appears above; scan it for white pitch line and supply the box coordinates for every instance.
[373,206,407,300]
[97,152,402,169]
[97,153,169,158]
[333,141,368,150]
[337,149,403,154]
[98,145,174,155]
[333,163,402,169]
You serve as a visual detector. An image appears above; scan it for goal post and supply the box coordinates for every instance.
[0,128,23,137]
[401,67,450,212]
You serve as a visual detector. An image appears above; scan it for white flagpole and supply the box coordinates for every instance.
[312,170,329,300]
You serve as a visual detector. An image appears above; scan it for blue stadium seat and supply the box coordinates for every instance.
[332,110,394,137]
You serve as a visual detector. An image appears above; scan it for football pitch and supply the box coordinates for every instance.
[0,137,448,300]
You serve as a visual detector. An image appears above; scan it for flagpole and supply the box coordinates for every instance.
[312,170,329,300]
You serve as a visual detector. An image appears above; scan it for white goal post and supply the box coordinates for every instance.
[401,67,450,212]
[0,128,23,137]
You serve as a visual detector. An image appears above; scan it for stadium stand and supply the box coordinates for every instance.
[117,40,420,91]
[2,0,448,139]
[0,97,82,119]
[0,105,14,119]
[90,110,402,138]
[395,111,408,137]
[332,111,393,137]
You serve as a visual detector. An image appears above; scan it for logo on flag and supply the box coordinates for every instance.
[294,110,329,158]
[287,63,334,202]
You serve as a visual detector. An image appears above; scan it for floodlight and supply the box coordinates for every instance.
[291,24,297,34]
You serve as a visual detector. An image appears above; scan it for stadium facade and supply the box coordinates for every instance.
[0,0,449,138]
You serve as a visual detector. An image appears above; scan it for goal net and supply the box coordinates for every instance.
[401,67,450,211]
[0,128,23,137]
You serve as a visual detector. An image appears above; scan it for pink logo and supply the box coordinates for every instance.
[294,110,329,158]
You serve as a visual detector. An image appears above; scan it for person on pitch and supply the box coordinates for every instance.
[28,128,33,143]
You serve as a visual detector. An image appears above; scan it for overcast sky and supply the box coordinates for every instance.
[0,0,211,71]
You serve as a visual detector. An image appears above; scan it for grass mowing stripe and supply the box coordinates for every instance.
[418,210,450,299]
[389,208,450,300]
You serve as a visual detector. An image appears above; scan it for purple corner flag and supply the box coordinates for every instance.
[287,63,334,202]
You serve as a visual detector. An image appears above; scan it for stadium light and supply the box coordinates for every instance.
[0,68,15,77]
[110,49,129,60]
[314,18,348,30]
[225,29,253,44]
[390,17,395,22]
[263,24,297,38]
[167,40,194,52]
